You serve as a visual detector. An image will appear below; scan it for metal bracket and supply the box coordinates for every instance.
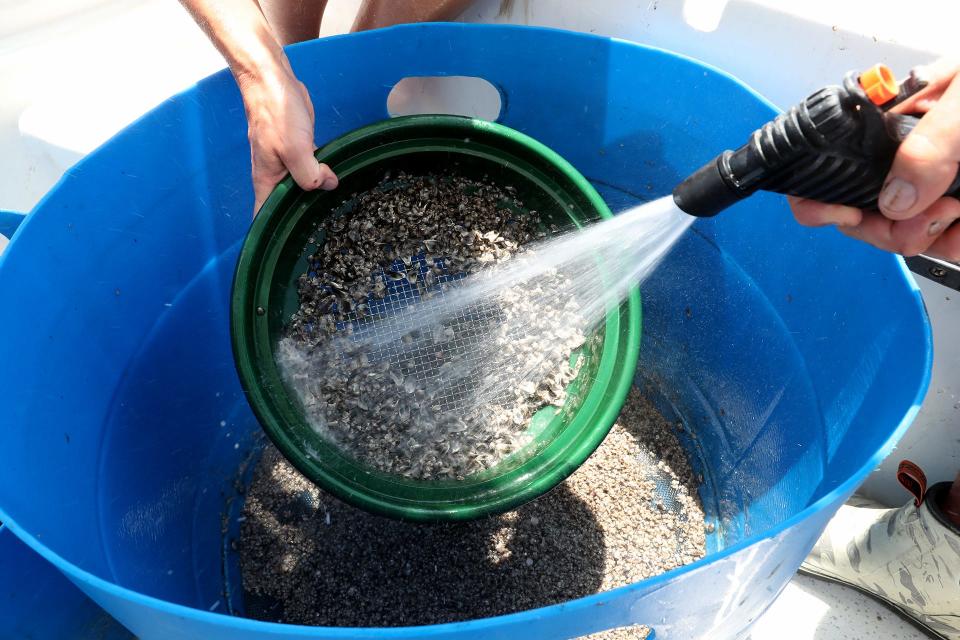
[905,255,960,292]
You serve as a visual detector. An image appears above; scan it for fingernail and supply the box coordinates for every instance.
[831,207,863,228]
[879,178,917,213]
[835,212,862,228]
[928,220,944,236]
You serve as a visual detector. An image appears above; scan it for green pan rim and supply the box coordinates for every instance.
[231,115,641,521]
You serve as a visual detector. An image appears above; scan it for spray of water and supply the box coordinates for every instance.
[277,196,693,479]
[368,196,692,349]
[404,196,692,404]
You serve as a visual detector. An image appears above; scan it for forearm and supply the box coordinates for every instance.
[180,0,339,213]
[178,0,288,92]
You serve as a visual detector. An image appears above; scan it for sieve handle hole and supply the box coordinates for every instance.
[0,209,28,258]
[387,76,503,121]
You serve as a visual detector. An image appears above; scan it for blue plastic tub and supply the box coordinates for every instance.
[0,526,132,639]
[0,24,931,640]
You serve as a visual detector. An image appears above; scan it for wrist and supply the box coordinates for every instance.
[229,42,290,100]
[235,64,294,120]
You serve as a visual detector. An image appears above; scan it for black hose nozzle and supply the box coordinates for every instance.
[670,70,918,218]
[672,154,743,217]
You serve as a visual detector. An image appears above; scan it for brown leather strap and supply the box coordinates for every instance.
[897,460,927,507]
[942,474,960,527]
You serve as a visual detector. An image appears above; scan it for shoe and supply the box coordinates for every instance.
[800,478,960,640]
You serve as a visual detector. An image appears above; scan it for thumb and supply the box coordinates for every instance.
[879,72,960,220]
[283,144,324,192]
[282,146,339,193]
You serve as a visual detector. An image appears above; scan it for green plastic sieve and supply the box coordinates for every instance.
[231,115,641,521]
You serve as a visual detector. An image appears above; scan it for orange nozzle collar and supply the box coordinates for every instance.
[860,64,899,106]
